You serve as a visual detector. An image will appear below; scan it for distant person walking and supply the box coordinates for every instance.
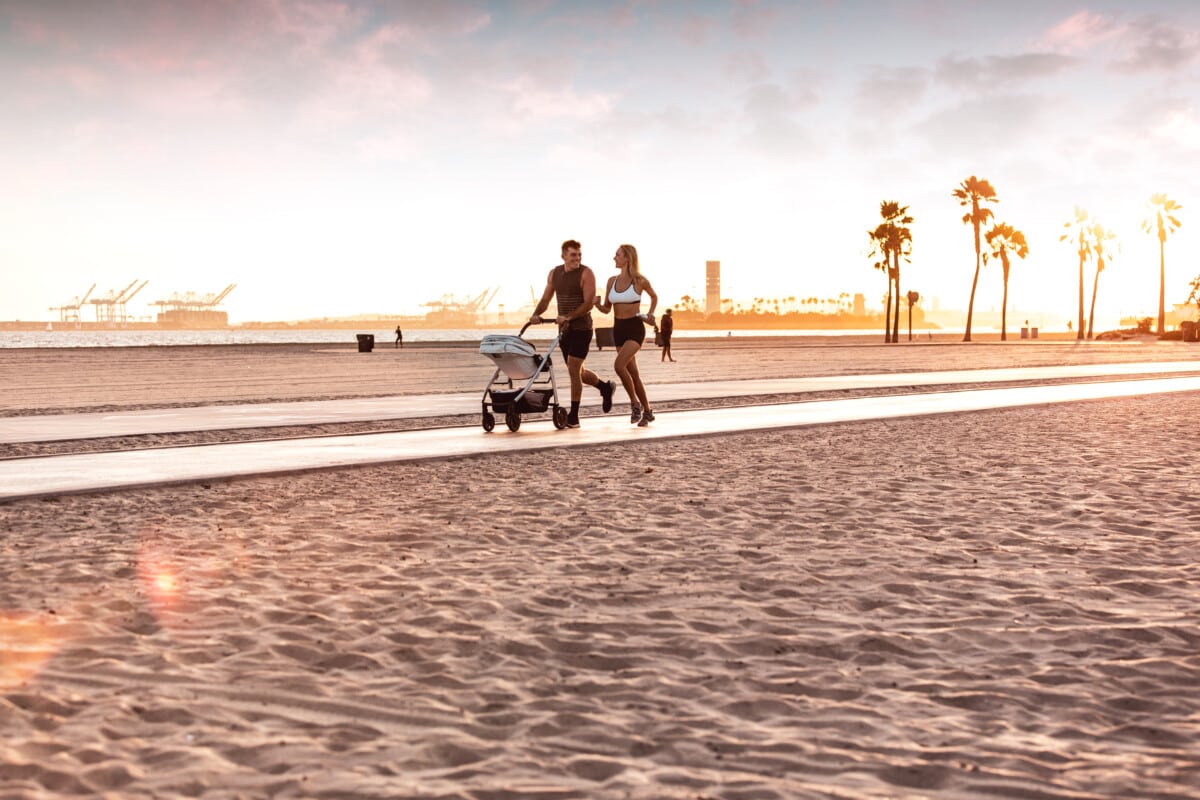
[530,239,616,428]
[659,308,676,362]
[394,326,403,348]
[594,243,658,426]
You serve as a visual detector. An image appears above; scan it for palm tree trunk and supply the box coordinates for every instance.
[1087,264,1101,339]
[964,256,980,342]
[964,223,981,342]
[1158,238,1166,335]
[884,279,892,343]
[1077,251,1086,341]
[892,253,901,344]
[1001,280,1009,342]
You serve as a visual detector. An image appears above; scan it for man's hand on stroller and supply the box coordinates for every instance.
[529,314,542,324]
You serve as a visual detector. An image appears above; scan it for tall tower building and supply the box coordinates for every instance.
[705,260,720,317]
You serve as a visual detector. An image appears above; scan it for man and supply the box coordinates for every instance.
[530,239,615,427]
[394,325,403,349]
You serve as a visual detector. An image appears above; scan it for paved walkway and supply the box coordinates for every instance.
[4,361,1199,444]
[2,373,1198,500]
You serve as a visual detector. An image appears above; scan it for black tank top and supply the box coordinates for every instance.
[552,265,593,331]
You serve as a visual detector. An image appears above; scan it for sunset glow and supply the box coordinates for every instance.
[1,1,1196,330]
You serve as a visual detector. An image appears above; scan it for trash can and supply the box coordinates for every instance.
[356,333,375,352]
[1182,321,1198,342]
[595,327,614,350]
[1031,327,1038,339]
[1020,327,1029,339]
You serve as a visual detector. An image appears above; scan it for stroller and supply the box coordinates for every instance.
[478,320,568,432]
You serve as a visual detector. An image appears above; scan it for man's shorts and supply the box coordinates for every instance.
[560,328,592,360]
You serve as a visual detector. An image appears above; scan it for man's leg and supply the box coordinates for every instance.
[566,355,586,402]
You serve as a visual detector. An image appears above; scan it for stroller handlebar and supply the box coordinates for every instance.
[519,318,556,337]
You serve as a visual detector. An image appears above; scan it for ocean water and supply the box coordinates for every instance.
[0,327,907,349]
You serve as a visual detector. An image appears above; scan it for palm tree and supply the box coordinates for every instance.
[952,176,998,341]
[1060,207,1091,341]
[869,201,913,343]
[1087,222,1117,339]
[879,201,914,345]
[1142,194,1182,335]
[983,222,1029,341]
[869,222,893,342]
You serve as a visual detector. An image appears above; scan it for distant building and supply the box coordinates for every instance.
[705,260,720,317]
[853,293,865,316]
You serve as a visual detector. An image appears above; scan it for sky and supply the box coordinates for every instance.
[2,0,1198,329]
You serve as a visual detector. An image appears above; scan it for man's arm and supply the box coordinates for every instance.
[531,269,556,322]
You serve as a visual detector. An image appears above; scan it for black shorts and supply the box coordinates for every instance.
[613,316,646,347]
[560,328,593,360]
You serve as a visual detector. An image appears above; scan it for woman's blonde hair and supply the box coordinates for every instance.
[618,244,645,290]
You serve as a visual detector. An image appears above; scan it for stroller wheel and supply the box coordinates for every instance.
[481,412,495,432]
[505,406,521,432]
[553,406,568,430]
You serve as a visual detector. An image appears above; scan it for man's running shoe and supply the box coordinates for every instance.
[566,412,581,428]
[598,380,615,413]
[637,409,655,427]
[630,404,642,424]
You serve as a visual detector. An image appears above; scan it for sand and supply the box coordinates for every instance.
[2,339,1199,798]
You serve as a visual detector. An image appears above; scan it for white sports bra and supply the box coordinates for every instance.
[608,279,642,304]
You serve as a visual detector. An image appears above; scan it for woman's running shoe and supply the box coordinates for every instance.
[637,409,655,427]
[630,404,642,424]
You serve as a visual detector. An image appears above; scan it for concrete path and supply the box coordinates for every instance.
[2,374,1198,500]
[4,361,1199,444]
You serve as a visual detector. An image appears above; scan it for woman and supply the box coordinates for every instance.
[595,244,658,426]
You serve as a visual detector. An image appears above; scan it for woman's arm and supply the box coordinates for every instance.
[594,276,615,314]
[641,278,658,319]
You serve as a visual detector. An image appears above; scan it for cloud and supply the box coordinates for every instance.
[856,67,929,116]
[1039,10,1123,53]
[732,0,780,39]
[1111,16,1200,73]
[740,82,819,158]
[935,53,1078,92]
[491,73,617,129]
[678,13,716,47]
[1039,10,1199,74]
[913,92,1053,157]
[1153,109,1200,151]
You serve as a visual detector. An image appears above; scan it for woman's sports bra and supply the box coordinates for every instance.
[608,279,642,304]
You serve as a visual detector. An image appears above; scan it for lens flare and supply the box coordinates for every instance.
[136,542,189,624]
[0,611,67,689]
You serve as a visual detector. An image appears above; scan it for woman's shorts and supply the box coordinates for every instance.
[613,316,646,347]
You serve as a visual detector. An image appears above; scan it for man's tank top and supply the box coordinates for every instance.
[552,265,593,331]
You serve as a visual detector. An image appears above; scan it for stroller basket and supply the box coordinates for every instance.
[490,388,551,413]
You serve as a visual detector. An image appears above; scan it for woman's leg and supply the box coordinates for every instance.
[613,340,640,403]
[626,355,650,411]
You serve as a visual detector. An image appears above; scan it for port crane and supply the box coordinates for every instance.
[420,287,500,325]
[150,283,237,314]
[89,279,148,325]
[49,283,96,324]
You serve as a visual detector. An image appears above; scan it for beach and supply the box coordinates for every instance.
[2,339,1199,798]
